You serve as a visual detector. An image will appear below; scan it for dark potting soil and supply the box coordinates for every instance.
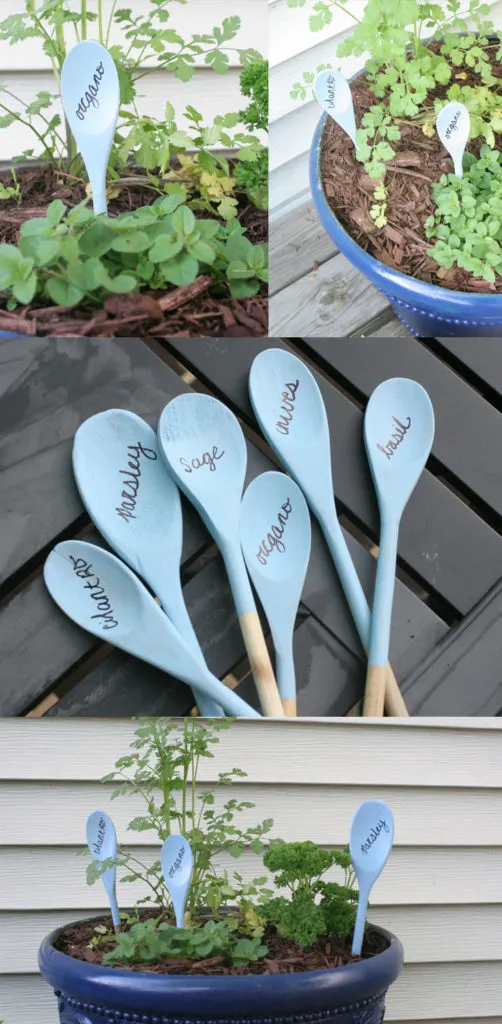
[320,40,502,293]
[56,911,388,976]
[0,165,268,337]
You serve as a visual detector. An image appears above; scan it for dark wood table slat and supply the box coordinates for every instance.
[433,338,502,397]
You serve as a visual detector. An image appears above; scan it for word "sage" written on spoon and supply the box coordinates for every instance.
[76,61,106,121]
[377,416,411,460]
[69,555,118,630]
[275,380,299,435]
[256,499,292,564]
[116,441,158,523]
[179,446,225,474]
[360,817,391,856]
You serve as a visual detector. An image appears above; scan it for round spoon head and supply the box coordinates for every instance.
[86,809,120,927]
[73,409,183,584]
[436,101,470,178]
[161,833,194,928]
[364,378,435,522]
[240,471,311,632]
[158,393,248,541]
[249,348,334,521]
[314,69,358,149]
[349,799,394,886]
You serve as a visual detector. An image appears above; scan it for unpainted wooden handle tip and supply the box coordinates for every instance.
[385,663,409,717]
[363,664,387,717]
[282,697,297,717]
[239,612,285,717]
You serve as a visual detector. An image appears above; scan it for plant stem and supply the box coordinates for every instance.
[81,0,87,40]
[98,0,104,43]
[106,0,120,47]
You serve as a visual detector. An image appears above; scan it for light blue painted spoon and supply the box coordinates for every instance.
[161,834,193,928]
[158,394,284,718]
[86,809,120,931]
[363,378,435,715]
[72,409,223,718]
[61,40,120,215]
[240,471,311,716]
[248,348,407,717]
[350,799,394,956]
[43,539,260,718]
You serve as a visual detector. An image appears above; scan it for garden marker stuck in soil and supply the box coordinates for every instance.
[436,101,471,179]
[61,41,120,215]
[314,70,358,150]
[161,834,194,929]
[350,800,394,957]
[86,810,120,931]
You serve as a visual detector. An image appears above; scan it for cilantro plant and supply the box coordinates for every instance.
[82,718,361,970]
[0,195,268,309]
[426,144,502,283]
[288,0,502,227]
[0,1,262,180]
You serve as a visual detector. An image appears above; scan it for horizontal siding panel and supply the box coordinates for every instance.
[3,904,502,973]
[1,846,500,911]
[2,782,502,846]
[2,719,501,784]
[0,0,266,70]
[3,967,502,1024]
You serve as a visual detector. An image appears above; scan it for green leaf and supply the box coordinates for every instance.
[188,240,215,263]
[46,200,66,227]
[102,272,137,294]
[12,273,37,304]
[149,236,184,262]
[45,277,85,308]
[172,205,196,237]
[111,231,151,254]
[162,252,199,286]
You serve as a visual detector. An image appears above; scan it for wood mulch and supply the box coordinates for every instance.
[56,911,388,976]
[320,40,502,293]
[0,165,268,337]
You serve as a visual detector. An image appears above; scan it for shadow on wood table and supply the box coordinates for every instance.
[1,336,501,717]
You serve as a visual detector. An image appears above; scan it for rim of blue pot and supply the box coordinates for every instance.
[310,105,502,314]
[39,916,404,1017]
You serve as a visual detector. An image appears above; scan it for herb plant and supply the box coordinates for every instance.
[0,195,268,308]
[235,59,269,209]
[0,1,263,180]
[84,718,360,970]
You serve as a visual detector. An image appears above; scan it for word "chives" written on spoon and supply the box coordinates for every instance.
[76,61,106,121]
[69,555,118,630]
[168,844,187,879]
[179,446,225,473]
[377,416,411,461]
[275,380,299,435]
[116,442,158,523]
[256,499,293,564]
[360,817,390,855]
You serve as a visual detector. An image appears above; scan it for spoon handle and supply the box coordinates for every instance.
[320,514,407,717]
[154,576,224,718]
[352,884,370,957]
[91,181,108,216]
[364,519,399,717]
[222,543,285,717]
[275,638,297,717]
[105,881,121,932]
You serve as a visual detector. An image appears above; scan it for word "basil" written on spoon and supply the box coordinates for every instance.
[116,441,158,523]
[275,380,299,435]
[68,555,118,630]
[377,416,411,460]
[179,446,225,473]
[256,499,292,564]
[76,61,106,121]
[360,817,391,856]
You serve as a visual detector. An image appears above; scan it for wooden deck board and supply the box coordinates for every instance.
[270,200,338,296]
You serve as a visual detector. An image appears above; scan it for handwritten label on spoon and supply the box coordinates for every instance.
[91,815,108,856]
[179,446,225,474]
[256,499,292,565]
[76,61,106,121]
[116,441,158,523]
[436,101,470,179]
[314,69,358,149]
[376,416,411,460]
[69,555,118,630]
[275,380,299,436]
[360,817,391,856]
[167,843,186,879]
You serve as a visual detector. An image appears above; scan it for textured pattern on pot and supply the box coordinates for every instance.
[310,107,502,338]
[39,919,403,1024]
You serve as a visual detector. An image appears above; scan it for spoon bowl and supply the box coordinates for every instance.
[73,409,223,717]
[86,809,120,930]
[240,471,311,714]
[314,69,358,150]
[61,40,120,214]
[436,101,470,179]
[44,540,260,718]
[161,834,194,929]
[349,799,394,956]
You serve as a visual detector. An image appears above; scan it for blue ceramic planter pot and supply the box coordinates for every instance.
[310,111,502,338]
[39,919,403,1024]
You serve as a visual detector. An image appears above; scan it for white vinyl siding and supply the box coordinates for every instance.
[0,718,501,1024]
[0,0,267,159]
[270,0,502,214]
